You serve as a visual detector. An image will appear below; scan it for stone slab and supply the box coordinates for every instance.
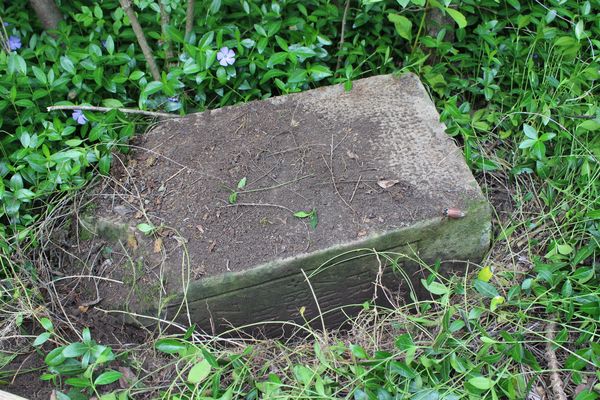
[81,73,490,334]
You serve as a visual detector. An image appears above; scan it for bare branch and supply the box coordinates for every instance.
[159,1,174,64]
[47,105,181,119]
[119,0,161,81]
[545,319,568,400]
[335,0,351,72]
[185,0,195,42]
[29,0,63,31]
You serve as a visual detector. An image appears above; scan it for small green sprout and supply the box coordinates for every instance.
[228,176,247,204]
[293,208,318,229]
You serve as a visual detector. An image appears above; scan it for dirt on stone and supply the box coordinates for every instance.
[92,83,473,290]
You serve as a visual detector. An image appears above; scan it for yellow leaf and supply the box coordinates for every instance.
[478,265,493,282]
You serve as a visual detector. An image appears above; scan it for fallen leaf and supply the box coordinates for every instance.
[134,211,143,219]
[118,366,136,389]
[357,229,368,237]
[153,238,163,253]
[145,156,156,167]
[196,224,205,234]
[78,305,89,313]
[127,233,138,250]
[208,240,216,252]
[346,150,359,160]
[377,179,399,189]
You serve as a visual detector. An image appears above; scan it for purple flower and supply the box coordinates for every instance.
[8,36,21,51]
[72,110,88,125]
[216,47,235,67]
[167,96,179,103]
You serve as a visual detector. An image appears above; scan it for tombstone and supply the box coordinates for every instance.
[78,73,490,334]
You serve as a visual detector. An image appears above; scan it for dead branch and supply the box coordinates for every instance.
[185,0,195,41]
[335,0,351,72]
[545,319,568,400]
[119,0,161,81]
[29,0,63,31]
[159,1,174,64]
[47,105,180,119]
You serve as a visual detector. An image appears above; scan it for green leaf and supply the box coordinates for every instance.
[309,65,333,81]
[349,344,369,359]
[228,191,238,204]
[523,124,538,139]
[578,120,600,131]
[294,211,311,218]
[387,13,412,40]
[65,377,91,388]
[60,56,76,75]
[237,177,247,189]
[33,332,51,347]
[187,359,211,384]
[40,317,53,331]
[557,244,573,255]
[136,223,155,235]
[478,266,493,282]
[267,52,288,68]
[254,24,267,37]
[82,327,91,343]
[473,280,499,298]
[490,296,504,312]
[574,20,585,40]
[102,98,124,108]
[94,370,122,386]
[445,7,467,28]
[155,339,186,354]
[395,333,414,351]
[574,389,599,400]
[468,376,494,390]
[421,279,449,295]
[216,67,227,84]
[45,347,66,366]
[32,66,47,84]
[62,342,88,358]
[105,35,115,54]
[129,70,145,81]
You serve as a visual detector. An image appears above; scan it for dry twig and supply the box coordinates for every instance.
[47,105,180,119]
[545,319,568,400]
[159,1,174,63]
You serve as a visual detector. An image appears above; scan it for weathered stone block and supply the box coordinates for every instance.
[84,73,490,334]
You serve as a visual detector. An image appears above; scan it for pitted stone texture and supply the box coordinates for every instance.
[87,73,490,334]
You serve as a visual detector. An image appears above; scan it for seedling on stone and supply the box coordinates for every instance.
[136,222,158,235]
[293,208,318,229]
[228,176,247,204]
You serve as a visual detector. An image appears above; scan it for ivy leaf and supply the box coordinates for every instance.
[468,376,494,390]
[445,7,467,29]
[155,339,186,354]
[136,223,155,235]
[94,370,122,386]
[60,56,76,75]
[387,13,412,40]
[187,359,211,384]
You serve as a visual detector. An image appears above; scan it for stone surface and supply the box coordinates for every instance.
[79,73,490,334]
